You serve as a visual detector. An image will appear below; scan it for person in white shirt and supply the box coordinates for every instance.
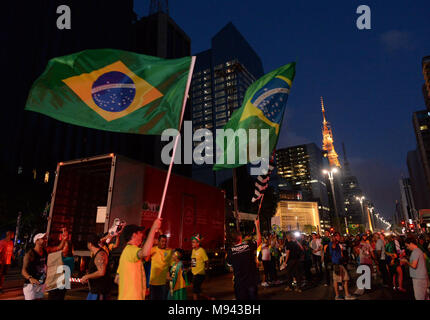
[310,233,322,278]
[375,233,390,287]
[260,238,272,286]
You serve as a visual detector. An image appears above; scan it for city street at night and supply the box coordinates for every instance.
[1,1,430,317]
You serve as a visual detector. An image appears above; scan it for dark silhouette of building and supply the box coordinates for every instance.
[407,150,430,210]
[341,143,365,225]
[412,110,430,204]
[399,177,418,222]
[423,56,430,111]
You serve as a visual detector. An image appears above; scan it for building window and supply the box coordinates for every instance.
[203,82,211,87]
[216,112,226,119]
[216,119,227,127]
[216,98,226,105]
[44,171,50,183]
[204,109,212,115]
[420,125,428,131]
[215,77,225,84]
[203,89,212,95]
[194,111,203,118]
[216,105,226,112]
[205,123,213,129]
[215,91,225,98]
[204,102,212,108]
[215,84,224,91]
[204,96,212,101]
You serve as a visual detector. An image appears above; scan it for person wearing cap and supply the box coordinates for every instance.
[21,228,69,300]
[190,233,210,300]
[115,218,162,300]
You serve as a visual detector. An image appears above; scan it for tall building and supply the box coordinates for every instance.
[341,143,365,225]
[321,97,341,168]
[407,150,430,210]
[189,22,264,185]
[423,56,430,111]
[412,110,430,202]
[275,143,331,230]
[399,178,418,222]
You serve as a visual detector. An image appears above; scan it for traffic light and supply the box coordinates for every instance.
[401,221,405,225]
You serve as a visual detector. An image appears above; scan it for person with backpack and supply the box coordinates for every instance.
[79,234,111,300]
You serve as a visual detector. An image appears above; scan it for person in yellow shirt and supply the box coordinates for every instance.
[149,234,172,300]
[190,234,211,300]
[115,218,161,300]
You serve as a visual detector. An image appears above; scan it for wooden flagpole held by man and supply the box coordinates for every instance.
[157,57,196,219]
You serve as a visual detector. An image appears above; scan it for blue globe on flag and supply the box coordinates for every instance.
[92,71,136,112]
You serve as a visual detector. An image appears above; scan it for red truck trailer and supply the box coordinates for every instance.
[46,154,226,269]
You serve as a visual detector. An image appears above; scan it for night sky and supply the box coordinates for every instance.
[135,0,430,220]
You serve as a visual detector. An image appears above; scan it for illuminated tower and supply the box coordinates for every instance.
[321,97,341,168]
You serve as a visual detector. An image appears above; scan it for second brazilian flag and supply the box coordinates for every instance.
[213,62,296,171]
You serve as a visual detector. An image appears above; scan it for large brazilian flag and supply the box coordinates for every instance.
[25,49,192,134]
[213,62,296,171]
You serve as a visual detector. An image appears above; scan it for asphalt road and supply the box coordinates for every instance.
[0,264,415,300]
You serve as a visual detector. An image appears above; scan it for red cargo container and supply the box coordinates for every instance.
[46,154,225,268]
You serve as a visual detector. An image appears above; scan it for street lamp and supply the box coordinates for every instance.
[355,196,366,229]
[323,167,341,232]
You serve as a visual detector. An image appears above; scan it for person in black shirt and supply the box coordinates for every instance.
[284,232,304,292]
[226,219,262,300]
[80,234,110,300]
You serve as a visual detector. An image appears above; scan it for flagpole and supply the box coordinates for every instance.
[232,167,241,232]
[157,56,196,220]
[257,193,265,219]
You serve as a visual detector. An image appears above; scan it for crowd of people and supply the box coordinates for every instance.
[0,221,429,301]
[253,229,430,300]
